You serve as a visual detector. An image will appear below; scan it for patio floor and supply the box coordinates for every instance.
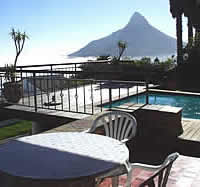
[2,101,200,186]
[179,118,200,141]
[44,116,200,187]
[99,154,200,187]
[14,84,147,115]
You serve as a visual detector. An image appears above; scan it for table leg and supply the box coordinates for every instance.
[112,176,119,187]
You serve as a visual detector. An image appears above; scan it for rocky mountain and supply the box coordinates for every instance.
[69,12,177,57]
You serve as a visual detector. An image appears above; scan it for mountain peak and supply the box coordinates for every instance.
[126,12,149,27]
[69,11,177,57]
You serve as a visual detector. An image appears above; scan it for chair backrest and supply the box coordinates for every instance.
[139,152,179,187]
[90,111,137,142]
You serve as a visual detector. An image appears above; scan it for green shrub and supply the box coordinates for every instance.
[77,57,176,83]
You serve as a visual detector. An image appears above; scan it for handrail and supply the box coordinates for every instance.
[0,64,148,115]
[16,60,111,69]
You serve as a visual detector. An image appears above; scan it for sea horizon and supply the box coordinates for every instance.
[0,53,176,68]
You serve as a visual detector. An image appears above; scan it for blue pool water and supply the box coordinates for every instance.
[106,92,200,119]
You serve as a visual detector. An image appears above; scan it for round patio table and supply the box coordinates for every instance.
[0,132,129,187]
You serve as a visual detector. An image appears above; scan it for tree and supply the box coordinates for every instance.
[96,55,110,60]
[176,12,183,65]
[10,28,29,69]
[154,57,160,64]
[117,40,127,61]
[140,57,151,64]
[3,28,29,103]
[183,29,200,64]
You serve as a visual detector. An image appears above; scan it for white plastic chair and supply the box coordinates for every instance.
[86,111,137,143]
[86,111,137,187]
[125,152,179,187]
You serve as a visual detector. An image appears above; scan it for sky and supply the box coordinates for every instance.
[0,0,188,66]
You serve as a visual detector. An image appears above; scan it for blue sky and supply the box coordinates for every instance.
[0,0,188,66]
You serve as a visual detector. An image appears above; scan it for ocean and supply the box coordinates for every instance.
[1,51,175,68]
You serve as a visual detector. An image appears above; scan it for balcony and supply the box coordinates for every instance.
[0,62,200,186]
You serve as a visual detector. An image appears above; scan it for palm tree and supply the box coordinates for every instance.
[10,28,29,69]
[117,40,127,61]
[176,12,183,66]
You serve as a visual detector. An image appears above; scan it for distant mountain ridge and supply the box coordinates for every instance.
[69,12,177,57]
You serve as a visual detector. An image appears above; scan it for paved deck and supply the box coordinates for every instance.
[100,154,200,187]
[180,118,200,141]
[149,88,200,96]
[1,111,200,187]
[13,84,147,115]
[44,114,200,187]
[37,109,200,143]
[4,104,91,120]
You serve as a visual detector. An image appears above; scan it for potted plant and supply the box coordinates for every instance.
[3,28,29,103]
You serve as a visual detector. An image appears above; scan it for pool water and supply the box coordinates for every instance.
[106,92,200,119]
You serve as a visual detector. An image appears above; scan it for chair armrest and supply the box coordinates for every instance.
[130,163,162,172]
[125,163,162,187]
[82,129,90,133]
[121,139,129,143]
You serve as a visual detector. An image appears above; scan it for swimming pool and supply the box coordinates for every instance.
[106,92,200,119]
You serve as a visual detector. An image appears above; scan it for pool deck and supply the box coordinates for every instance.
[179,118,200,141]
[100,154,200,187]
[149,88,200,96]
[4,102,200,142]
[115,103,200,142]
[8,84,147,115]
[45,113,200,187]
[2,105,200,187]
[150,89,200,141]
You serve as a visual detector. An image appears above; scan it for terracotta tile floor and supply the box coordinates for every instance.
[99,155,200,187]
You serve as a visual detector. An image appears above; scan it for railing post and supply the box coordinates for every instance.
[0,76,2,103]
[50,65,53,92]
[20,67,23,82]
[109,81,112,109]
[75,64,77,78]
[33,72,37,112]
[145,81,149,104]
